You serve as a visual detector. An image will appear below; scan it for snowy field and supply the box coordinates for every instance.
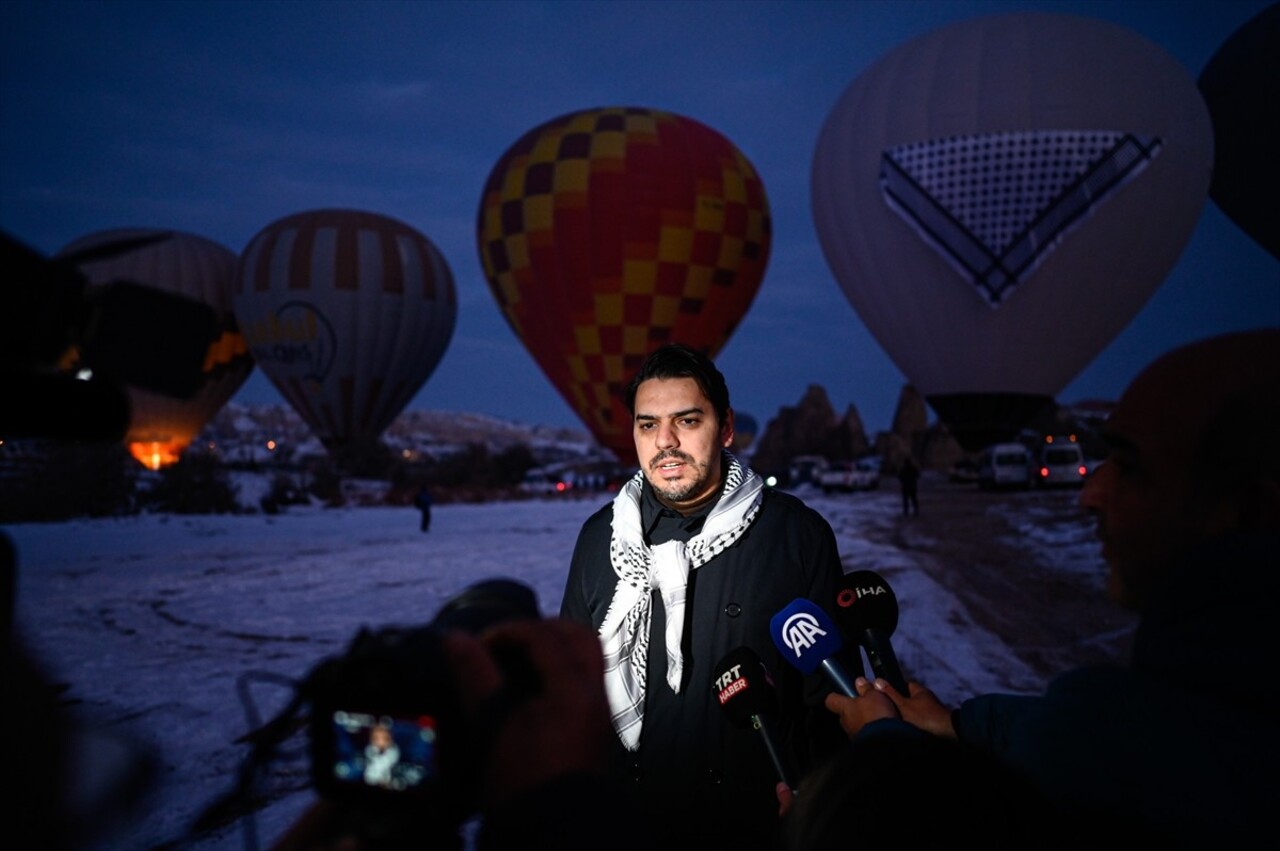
[5,481,1099,850]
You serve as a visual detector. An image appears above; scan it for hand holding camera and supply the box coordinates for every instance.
[441,617,614,811]
[271,580,618,850]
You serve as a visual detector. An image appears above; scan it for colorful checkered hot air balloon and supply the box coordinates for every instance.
[477,106,771,466]
[234,209,457,472]
[55,228,253,470]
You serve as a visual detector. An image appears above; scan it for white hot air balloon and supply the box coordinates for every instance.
[234,209,457,471]
[811,12,1214,450]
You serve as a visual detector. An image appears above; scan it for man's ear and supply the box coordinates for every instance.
[722,408,735,449]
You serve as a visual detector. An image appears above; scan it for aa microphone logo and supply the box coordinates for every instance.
[778,611,827,657]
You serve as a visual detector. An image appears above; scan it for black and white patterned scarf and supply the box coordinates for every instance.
[599,452,764,750]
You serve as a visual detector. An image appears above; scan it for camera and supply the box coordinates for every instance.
[298,578,542,842]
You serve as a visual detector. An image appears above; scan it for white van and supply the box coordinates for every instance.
[978,442,1031,490]
[1034,438,1087,488]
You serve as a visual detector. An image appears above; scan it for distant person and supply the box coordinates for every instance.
[414,483,433,532]
[560,343,853,851]
[821,329,1280,847]
[897,456,920,517]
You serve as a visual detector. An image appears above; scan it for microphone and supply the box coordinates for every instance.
[833,570,909,695]
[712,647,796,791]
[769,598,858,698]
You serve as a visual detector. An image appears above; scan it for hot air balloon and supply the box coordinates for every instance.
[234,209,456,472]
[811,13,1214,451]
[1198,2,1280,261]
[54,228,253,469]
[477,106,770,465]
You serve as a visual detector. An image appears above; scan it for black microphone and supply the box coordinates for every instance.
[833,570,909,695]
[769,598,858,697]
[712,647,796,791]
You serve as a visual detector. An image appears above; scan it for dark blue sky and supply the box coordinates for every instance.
[3,0,1276,434]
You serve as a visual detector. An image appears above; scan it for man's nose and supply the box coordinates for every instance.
[655,422,678,449]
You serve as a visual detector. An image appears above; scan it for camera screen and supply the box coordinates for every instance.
[324,710,438,792]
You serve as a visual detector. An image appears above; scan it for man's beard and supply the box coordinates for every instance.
[648,451,711,503]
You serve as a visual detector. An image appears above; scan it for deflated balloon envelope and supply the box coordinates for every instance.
[234,209,457,470]
[55,228,252,469]
[477,106,770,466]
[811,12,1213,451]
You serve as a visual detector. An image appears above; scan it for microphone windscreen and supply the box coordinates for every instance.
[712,646,778,725]
[834,570,900,636]
[769,598,845,676]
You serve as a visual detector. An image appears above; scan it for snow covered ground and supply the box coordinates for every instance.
[5,480,1101,850]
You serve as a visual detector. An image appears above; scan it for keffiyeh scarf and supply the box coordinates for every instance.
[599,453,764,750]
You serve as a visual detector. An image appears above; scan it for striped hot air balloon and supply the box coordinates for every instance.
[234,209,456,471]
[477,106,770,466]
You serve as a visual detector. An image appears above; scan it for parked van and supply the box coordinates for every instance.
[1034,437,1087,488]
[978,442,1031,490]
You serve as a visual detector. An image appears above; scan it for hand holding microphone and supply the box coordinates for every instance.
[833,570,910,696]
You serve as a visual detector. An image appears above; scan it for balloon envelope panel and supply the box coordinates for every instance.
[478,106,770,464]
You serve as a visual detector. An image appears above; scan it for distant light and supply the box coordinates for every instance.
[75,368,94,381]
[1078,465,1088,476]
[266,440,277,451]
[1044,434,1054,443]
[765,475,778,487]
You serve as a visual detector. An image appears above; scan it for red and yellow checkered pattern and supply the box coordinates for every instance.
[478,106,771,463]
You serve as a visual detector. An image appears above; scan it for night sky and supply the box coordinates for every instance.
[3,0,1276,435]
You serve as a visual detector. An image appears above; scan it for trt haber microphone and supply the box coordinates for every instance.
[769,598,858,697]
[712,647,795,791]
[834,570,909,695]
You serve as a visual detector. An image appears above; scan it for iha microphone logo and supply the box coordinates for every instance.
[779,612,827,656]
[836,582,887,609]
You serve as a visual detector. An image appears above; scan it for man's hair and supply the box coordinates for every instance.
[624,343,731,424]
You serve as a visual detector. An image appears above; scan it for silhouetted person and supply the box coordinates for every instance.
[898,457,920,517]
[414,484,433,532]
[823,330,1280,847]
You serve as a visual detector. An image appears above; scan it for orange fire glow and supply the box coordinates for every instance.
[128,440,186,470]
